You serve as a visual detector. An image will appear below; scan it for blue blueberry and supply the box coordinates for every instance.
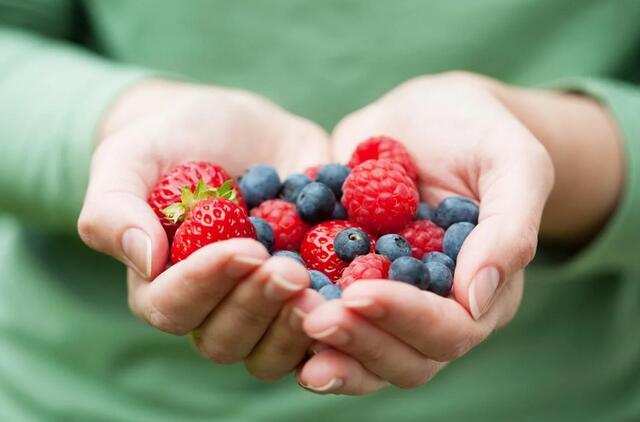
[415,202,435,221]
[249,216,275,253]
[272,250,305,265]
[239,165,281,208]
[331,202,348,220]
[316,163,351,198]
[434,196,479,229]
[443,222,475,261]
[422,251,455,272]
[279,173,312,203]
[334,228,370,261]
[375,234,412,262]
[389,256,429,289]
[319,284,342,301]
[309,270,332,291]
[296,182,336,224]
[425,262,453,296]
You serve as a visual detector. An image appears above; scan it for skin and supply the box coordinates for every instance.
[78,71,623,394]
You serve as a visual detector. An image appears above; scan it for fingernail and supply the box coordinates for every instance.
[289,307,307,331]
[226,255,264,278]
[343,298,385,318]
[299,378,344,394]
[122,228,152,279]
[264,274,304,301]
[309,326,349,345]
[469,267,500,320]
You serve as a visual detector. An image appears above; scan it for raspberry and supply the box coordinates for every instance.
[348,136,418,181]
[304,165,320,181]
[399,220,444,259]
[250,199,309,251]
[341,159,419,234]
[300,220,374,281]
[338,253,391,289]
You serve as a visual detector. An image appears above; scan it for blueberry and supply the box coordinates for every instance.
[443,222,475,261]
[316,163,351,198]
[319,284,342,301]
[239,165,281,208]
[422,251,455,272]
[272,250,305,265]
[425,262,453,296]
[296,182,336,224]
[434,196,479,229]
[334,228,370,261]
[249,216,275,253]
[279,173,312,203]
[415,202,435,221]
[309,270,332,291]
[331,202,348,220]
[389,256,429,289]
[375,234,412,261]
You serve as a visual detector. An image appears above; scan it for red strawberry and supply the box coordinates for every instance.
[341,159,419,234]
[170,197,256,263]
[250,199,309,251]
[148,161,246,240]
[338,254,391,289]
[300,220,374,281]
[303,165,320,181]
[348,136,418,181]
[399,220,444,259]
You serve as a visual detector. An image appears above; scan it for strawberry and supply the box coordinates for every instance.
[250,199,309,251]
[399,220,444,259]
[338,253,391,289]
[148,161,246,240]
[341,159,419,234]
[348,136,418,181]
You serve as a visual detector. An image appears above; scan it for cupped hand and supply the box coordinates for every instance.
[78,79,329,381]
[297,72,555,394]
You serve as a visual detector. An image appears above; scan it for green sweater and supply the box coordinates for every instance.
[1,1,639,420]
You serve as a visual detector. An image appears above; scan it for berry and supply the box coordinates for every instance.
[399,220,444,258]
[251,199,309,251]
[300,220,373,281]
[389,256,429,289]
[422,251,455,272]
[148,161,246,240]
[443,222,475,261]
[375,234,412,261]
[316,163,350,198]
[416,202,435,221]
[434,196,479,229]
[249,216,275,253]
[342,159,419,234]
[272,250,305,265]
[319,284,342,301]
[309,270,332,291]
[296,182,336,225]
[331,202,348,220]
[334,228,370,261]
[170,198,256,263]
[279,173,312,203]
[239,165,281,208]
[304,165,320,180]
[338,253,391,289]
[348,136,418,181]
[425,262,453,296]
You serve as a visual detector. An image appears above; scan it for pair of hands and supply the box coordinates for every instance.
[77,71,618,395]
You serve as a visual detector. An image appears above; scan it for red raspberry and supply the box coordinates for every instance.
[338,254,391,289]
[399,220,444,259]
[300,220,374,281]
[348,136,418,181]
[250,199,309,251]
[304,165,320,181]
[341,159,419,234]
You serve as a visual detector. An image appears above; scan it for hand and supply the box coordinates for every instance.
[78,79,329,381]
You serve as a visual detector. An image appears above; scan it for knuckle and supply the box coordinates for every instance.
[393,366,435,390]
[146,305,189,335]
[77,210,98,249]
[244,360,286,382]
[200,342,241,365]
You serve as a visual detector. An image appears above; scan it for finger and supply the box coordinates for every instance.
[195,257,309,364]
[297,349,389,395]
[244,289,325,381]
[303,300,440,388]
[128,238,269,334]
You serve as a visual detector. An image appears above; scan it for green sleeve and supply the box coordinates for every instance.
[0,9,154,233]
